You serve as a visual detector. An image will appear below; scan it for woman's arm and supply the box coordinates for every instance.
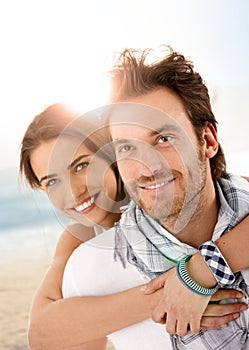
[141,214,249,336]
[28,226,162,350]
[215,216,249,272]
[28,226,246,350]
[28,228,109,350]
[29,264,244,349]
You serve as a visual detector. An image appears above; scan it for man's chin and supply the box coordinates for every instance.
[138,201,170,220]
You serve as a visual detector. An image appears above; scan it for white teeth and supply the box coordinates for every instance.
[144,181,168,190]
[74,196,95,212]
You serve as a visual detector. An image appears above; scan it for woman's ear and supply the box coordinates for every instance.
[203,123,219,159]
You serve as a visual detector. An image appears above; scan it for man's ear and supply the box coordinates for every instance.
[203,123,219,159]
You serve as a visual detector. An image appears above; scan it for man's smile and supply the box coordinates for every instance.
[139,178,175,191]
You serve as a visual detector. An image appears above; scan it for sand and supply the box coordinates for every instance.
[0,254,42,349]
[0,227,114,350]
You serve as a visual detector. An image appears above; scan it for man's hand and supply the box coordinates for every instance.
[140,269,247,336]
[200,289,246,330]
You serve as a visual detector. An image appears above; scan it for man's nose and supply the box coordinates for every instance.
[134,147,164,177]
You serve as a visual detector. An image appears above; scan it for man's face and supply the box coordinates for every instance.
[110,88,211,231]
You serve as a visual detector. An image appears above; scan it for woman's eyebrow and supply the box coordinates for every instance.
[113,139,131,146]
[67,155,90,170]
[39,173,57,185]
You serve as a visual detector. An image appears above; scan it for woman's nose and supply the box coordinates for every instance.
[69,174,87,202]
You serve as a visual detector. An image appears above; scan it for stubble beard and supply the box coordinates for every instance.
[162,151,208,233]
[125,152,208,233]
[125,169,184,222]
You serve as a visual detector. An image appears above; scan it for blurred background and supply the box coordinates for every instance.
[0,0,248,349]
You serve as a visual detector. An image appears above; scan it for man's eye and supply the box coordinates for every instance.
[75,162,89,172]
[158,135,173,143]
[46,178,59,187]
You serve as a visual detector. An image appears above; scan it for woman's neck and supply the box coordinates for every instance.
[98,212,122,229]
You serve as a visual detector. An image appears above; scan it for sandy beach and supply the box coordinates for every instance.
[0,226,114,350]
[0,248,45,349]
[0,228,52,349]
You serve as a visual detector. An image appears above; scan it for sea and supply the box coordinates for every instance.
[0,166,69,260]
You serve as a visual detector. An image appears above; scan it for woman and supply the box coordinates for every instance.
[20,103,164,349]
[20,103,249,349]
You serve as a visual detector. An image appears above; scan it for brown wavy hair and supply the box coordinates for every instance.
[110,46,227,180]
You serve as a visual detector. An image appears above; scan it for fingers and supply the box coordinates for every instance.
[172,315,201,336]
[140,273,167,294]
[154,311,242,335]
[161,307,244,335]
[152,304,246,335]
[152,301,247,336]
[154,314,201,336]
[201,301,247,330]
[200,312,241,330]
[211,289,243,301]
[175,319,189,337]
[152,302,167,324]
[204,302,247,317]
[188,318,201,335]
[152,306,201,337]
[164,312,177,335]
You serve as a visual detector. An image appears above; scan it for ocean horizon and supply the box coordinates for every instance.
[0,166,70,264]
[0,166,69,232]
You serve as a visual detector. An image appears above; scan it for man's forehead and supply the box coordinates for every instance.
[108,103,183,133]
[108,103,185,139]
[109,102,168,124]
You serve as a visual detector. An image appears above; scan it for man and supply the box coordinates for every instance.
[63,46,249,349]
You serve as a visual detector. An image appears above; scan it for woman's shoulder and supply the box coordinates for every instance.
[66,221,96,241]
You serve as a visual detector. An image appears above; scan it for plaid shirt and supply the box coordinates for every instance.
[114,174,249,349]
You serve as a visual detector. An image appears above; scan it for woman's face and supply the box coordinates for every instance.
[30,137,119,228]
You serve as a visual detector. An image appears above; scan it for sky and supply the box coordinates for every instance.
[0,0,249,174]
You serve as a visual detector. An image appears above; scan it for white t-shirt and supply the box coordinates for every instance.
[62,228,207,350]
[66,221,105,241]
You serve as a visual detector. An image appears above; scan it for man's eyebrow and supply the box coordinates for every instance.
[39,174,57,184]
[67,154,90,170]
[112,125,179,144]
[150,124,179,136]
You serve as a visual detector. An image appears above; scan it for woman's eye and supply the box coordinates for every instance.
[158,135,173,144]
[119,145,134,153]
[46,178,59,187]
[75,162,89,172]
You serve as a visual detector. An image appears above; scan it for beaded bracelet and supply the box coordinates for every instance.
[176,255,219,296]
[199,240,235,287]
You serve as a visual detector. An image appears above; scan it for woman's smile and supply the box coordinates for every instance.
[74,194,98,214]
